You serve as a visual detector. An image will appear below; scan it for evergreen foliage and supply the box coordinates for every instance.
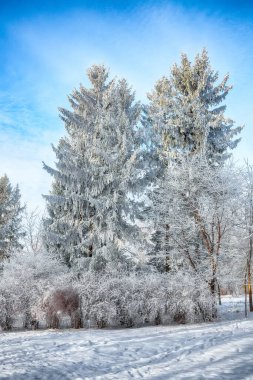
[146,49,243,274]
[147,49,242,165]
[0,175,25,262]
[43,65,143,269]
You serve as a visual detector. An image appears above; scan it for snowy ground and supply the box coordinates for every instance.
[1,297,253,379]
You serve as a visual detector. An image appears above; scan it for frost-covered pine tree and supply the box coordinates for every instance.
[147,48,242,165]
[43,65,142,270]
[146,49,243,269]
[0,175,25,262]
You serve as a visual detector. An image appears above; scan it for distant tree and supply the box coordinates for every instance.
[0,175,25,262]
[43,65,143,270]
[23,209,43,254]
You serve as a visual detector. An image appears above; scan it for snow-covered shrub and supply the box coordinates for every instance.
[42,287,82,329]
[0,251,214,330]
[0,290,17,330]
[76,269,213,328]
[0,250,70,330]
[0,264,25,330]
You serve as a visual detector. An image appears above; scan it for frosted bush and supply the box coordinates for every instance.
[0,250,214,330]
[0,291,16,330]
[76,269,213,328]
[42,287,82,329]
[0,250,70,329]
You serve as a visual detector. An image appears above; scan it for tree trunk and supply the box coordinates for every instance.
[210,277,217,319]
[247,163,253,311]
[247,263,253,311]
[164,224,170,272]
[217,281,222,306]
[245,273,248,318]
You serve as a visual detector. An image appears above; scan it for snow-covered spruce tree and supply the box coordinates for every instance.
[0,175,25,262]
[146,49,243,271]
[43,65,143,270]
[147,48,242,165]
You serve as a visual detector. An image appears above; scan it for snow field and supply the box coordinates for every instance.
[1,317,253,379]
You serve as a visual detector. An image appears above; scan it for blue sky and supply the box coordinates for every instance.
[1,0,253,210]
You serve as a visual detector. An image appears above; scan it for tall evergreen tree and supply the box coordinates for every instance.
[147,49,243,271]
[147,48,242,165]
[0,175,25,261]
[43,65,142,270]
